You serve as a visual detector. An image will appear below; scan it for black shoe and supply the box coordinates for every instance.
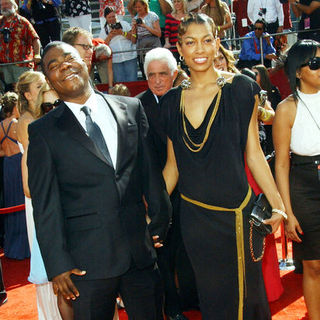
[167,314,188,320]
[0,291,7,306]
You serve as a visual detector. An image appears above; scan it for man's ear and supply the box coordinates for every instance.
[296,70,301,79]
[45,76,54,90]
[172,69,179,82]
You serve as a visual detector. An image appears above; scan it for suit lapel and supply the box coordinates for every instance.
[97,92,128,172]
[55,102,111,167]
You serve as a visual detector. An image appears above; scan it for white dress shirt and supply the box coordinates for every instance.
[247,0,284,26]
[66,90,118,168]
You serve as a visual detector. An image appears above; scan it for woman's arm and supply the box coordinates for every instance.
[162,138,179,195]
[142,19,162,38]
[246,95,285,233]
[273,98,303,242]
[107,58,114,93]
[16,117,32,198]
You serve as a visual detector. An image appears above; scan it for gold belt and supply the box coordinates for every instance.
[181,187,252,320]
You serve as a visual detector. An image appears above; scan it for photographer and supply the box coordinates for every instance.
[247,0,284,35]
[22,0,61,48]
[132,0,161,79]
[0,0,41,91]
[99,6,138,82]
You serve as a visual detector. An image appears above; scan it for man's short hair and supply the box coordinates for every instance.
[62,27,93,46]
[144,48,178,78]
[254,19,266,31]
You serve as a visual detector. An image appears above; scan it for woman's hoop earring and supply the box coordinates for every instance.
[179,55,184,62]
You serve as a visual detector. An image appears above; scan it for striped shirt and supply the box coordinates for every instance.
[164,14,181,53]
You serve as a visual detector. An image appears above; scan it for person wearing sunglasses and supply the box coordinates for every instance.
[273,39,320,320]
[238,19,277,69]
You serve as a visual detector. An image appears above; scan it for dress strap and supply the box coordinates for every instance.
[181,186,252,320]
[0,121,18,145]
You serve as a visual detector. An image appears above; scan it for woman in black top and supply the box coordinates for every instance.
[161,13,285,319]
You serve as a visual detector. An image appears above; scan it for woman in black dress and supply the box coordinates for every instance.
[161,13,286,319]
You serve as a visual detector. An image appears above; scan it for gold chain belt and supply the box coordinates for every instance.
[181,187,252,320]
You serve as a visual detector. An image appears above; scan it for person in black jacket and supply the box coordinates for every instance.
[22,0,61,48]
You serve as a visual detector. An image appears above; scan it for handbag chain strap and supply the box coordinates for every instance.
[249,221,266,262]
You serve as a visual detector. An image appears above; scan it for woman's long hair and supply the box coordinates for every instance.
[16,71,48,119]
[253,64,273,98]
[284,40,320,100]
[202,0,225,26]
[0,91,18,119]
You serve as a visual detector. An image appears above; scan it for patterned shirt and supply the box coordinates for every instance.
[65,0,91,17]
[99,0,124,17]
[0,13,39,68]
[164,14,181,53]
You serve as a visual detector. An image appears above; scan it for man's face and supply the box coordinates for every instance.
[1,0,15,16]
[254,23,264,38]
[147,60,177,97]
[42,43,90,102]
[73,33,94,69]
[106,12,117,25]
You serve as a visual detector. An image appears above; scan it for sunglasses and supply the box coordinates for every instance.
[41,99,61,113]
[301,57,320,70]
[254,27,263,31]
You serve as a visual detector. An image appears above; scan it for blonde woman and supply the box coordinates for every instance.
[164,0,188,62]
[16,71,63,320]
[200,0,232,48]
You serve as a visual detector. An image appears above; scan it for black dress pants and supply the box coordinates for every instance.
[72,263,163,320]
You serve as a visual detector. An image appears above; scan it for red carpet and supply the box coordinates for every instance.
[0,236,308,320]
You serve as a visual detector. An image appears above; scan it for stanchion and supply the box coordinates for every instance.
[0,204,25,214]
[279,222,295,270]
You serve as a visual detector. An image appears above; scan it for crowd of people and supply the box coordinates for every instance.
[0,0,320,320]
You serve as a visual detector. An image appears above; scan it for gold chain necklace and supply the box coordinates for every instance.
[180,76,226,153]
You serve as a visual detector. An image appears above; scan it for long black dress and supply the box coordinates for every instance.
[161,74,271,320]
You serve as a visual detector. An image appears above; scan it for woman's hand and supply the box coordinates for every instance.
[263,212,284,234]
[284,214,303,242]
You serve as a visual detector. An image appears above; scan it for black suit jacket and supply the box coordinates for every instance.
[27,91,171,281]
[136,89,167,169]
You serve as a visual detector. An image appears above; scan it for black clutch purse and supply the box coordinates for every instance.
[249,193,272,237]
[249,194,272,262]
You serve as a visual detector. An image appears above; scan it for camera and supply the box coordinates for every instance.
[136,18,143,25]
[110,22,122,30]
[1,27,11,44]
[258,8,267,16]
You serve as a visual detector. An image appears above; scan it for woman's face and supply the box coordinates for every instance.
[298,48,320,93]
[135,1,146,16]
[173,0,183,12]
[213,50,228,71]
[177,22,219,73]
[25,76,46,105]
[252,68,261,85]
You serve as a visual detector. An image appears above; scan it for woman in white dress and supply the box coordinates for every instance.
[16,70,63,320]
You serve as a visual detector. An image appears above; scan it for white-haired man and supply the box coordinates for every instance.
[0,0,41,90]
[137,48,195,320]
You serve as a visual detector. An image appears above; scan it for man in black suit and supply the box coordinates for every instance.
[27,41,171,320]
[137,48,198,320]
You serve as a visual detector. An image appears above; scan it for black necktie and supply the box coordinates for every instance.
[81,106,113,166]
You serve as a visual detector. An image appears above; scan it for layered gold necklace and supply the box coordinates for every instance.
[180,76,226,153]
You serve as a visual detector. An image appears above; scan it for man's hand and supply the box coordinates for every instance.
[152,235,163,248]
[277,26,284,33]
[52,268,86,300]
